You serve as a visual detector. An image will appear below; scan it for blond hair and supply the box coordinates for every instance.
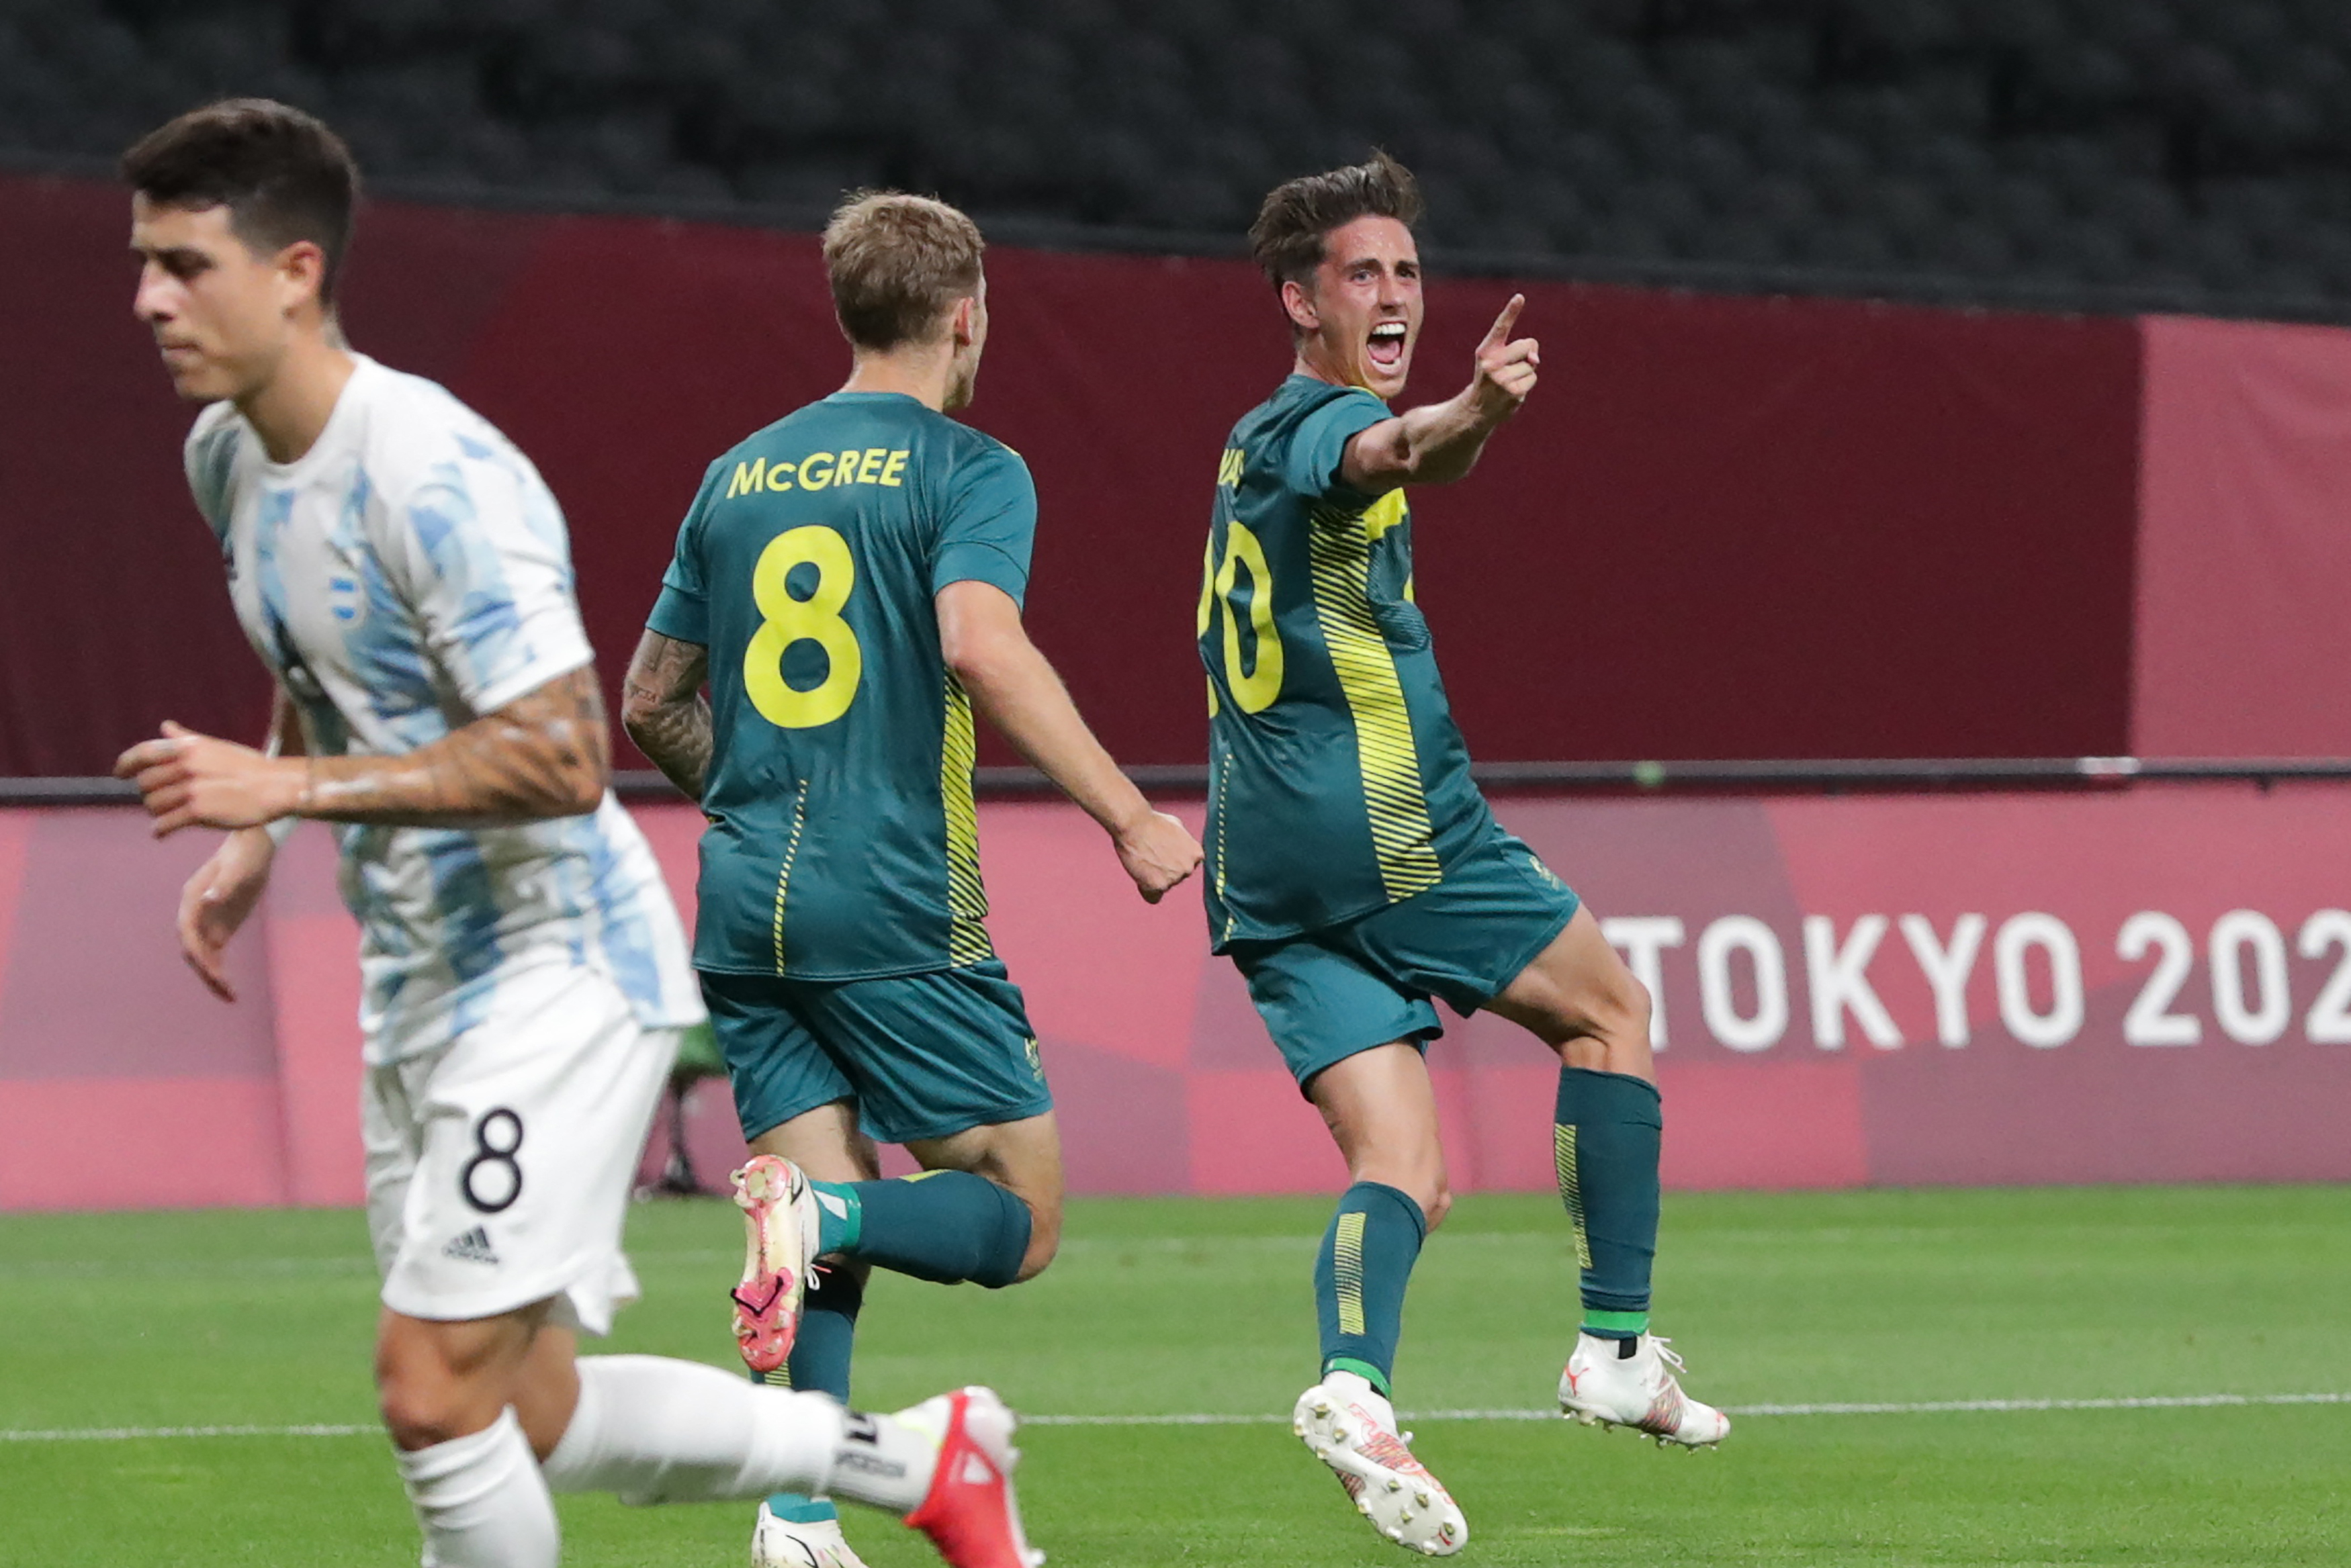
[822,191,985,351]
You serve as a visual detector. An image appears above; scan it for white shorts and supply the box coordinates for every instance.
[362,963,679,1334]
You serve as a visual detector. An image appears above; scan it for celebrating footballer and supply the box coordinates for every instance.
[1196,151,1731,1556]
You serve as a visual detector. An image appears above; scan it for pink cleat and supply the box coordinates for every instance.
[902,1387,1044,1568]
[729,1154,818,1376]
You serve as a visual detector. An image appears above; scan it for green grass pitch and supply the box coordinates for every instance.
[3,1185,2347,1566]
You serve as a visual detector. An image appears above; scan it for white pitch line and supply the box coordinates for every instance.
[4,1393,2346,1442]
[0,1423,380,1442]
[1726,1391,2351,1416]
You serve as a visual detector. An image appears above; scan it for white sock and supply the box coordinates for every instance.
[543,1354,847,1506]
[394,1407,558,1568]
[828,1405,943,1516]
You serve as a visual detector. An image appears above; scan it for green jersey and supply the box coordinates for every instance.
[649,392,1034,980]
[1198,374,1498,950]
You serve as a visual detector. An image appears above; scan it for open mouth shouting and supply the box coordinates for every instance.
[1366,319,1409,374]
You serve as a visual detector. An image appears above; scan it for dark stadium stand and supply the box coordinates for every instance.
[5,0,2350,318]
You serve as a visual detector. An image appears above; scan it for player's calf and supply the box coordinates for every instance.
[539,1356,1041,1567]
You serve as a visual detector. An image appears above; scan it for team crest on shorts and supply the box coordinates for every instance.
[1025,1037,1043,1078]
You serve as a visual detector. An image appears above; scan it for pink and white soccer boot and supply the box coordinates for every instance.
[901,1387,1045,1568]
[729,1154,819,1376]
[1560,1332,1731,1448]
[1292,1372,1466,1556]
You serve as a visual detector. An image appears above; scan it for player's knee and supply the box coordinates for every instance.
[375,1356,480,1452]
[375,1319,522,1451]
[1013,1219,1060,1283]
[1009,1189,1061,1283]
[1421,1179,1455,1234]
[1609,972,1654,1050]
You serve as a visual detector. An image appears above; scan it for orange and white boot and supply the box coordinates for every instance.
[1292,1372,1466,1556]
[1560,1332,1731,1448]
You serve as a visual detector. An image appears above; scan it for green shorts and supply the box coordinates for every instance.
[701,961,1052,1146]
[1229,829,1581,1093]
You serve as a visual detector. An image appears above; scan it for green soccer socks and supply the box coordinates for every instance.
[758,1262,866,1526]
[1554,1066,1662,1340]
[1314,1181,1427,1395]
[815,1170,1032,1289]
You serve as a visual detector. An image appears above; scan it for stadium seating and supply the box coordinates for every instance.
[4,0,2348,316]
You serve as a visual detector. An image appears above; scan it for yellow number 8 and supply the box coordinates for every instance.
[745,525,863,729]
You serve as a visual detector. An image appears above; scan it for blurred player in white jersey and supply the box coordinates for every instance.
[112,98,1040,1568]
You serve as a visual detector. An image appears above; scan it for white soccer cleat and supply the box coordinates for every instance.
[1558,1332,1730,1448]
[752,1502,873,1568]
[1292,1377,1467,1557]
[730,1154,821,1376]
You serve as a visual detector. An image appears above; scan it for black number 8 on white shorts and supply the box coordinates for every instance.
[361,964,682,1335]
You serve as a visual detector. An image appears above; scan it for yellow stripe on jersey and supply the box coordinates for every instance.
[1308,502,1442,902]
[1212,750,1235,944]
[769,790,807,974]
[940,674,995,965]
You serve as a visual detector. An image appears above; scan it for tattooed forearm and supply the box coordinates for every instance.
[298,665,611,827]
[620,630,713,801]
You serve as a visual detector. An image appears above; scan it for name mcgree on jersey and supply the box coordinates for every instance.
[723,447,910,498]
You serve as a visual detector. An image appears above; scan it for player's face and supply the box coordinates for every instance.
[130,196,306,404]
[943,276,989,412]
[1293,215,1422,400]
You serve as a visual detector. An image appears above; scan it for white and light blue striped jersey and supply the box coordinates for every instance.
[185,354,702,1063]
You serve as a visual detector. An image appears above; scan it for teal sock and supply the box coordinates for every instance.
[1313,1181,1426,1395]
[832,1171,1032,1289]
[757,1263,865,1526]
[809,1179,863,1255]
[1554,1066,1662,1339]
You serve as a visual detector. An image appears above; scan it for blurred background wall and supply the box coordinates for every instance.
[8,1,2351,1205]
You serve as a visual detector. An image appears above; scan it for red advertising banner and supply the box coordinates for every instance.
[1,172,2143,776]
[1,787,2345,1212]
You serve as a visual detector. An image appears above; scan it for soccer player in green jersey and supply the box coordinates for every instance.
[1199,154,1729,1556]
[623,192,1201,1568]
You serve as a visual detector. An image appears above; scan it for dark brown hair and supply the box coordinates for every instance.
[823,191,986,352]
[122,99,360,306]
[1248,150,1424,293]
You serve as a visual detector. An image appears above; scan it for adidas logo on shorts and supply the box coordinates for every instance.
[441,1226,501,1265]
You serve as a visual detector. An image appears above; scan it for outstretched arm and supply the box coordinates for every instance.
[621,630,714,801]
[116,665,611,835]
[936,580,1201,903]
[1339,294,1540,495]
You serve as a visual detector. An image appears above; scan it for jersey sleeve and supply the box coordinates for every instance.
[1282,387,1390,501]
[646,461,722,646]
[380,441,596,717]
[930,441,1037,607]
[181,402,243,543]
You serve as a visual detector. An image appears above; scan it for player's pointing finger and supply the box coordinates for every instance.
[1482,293,1525,347]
